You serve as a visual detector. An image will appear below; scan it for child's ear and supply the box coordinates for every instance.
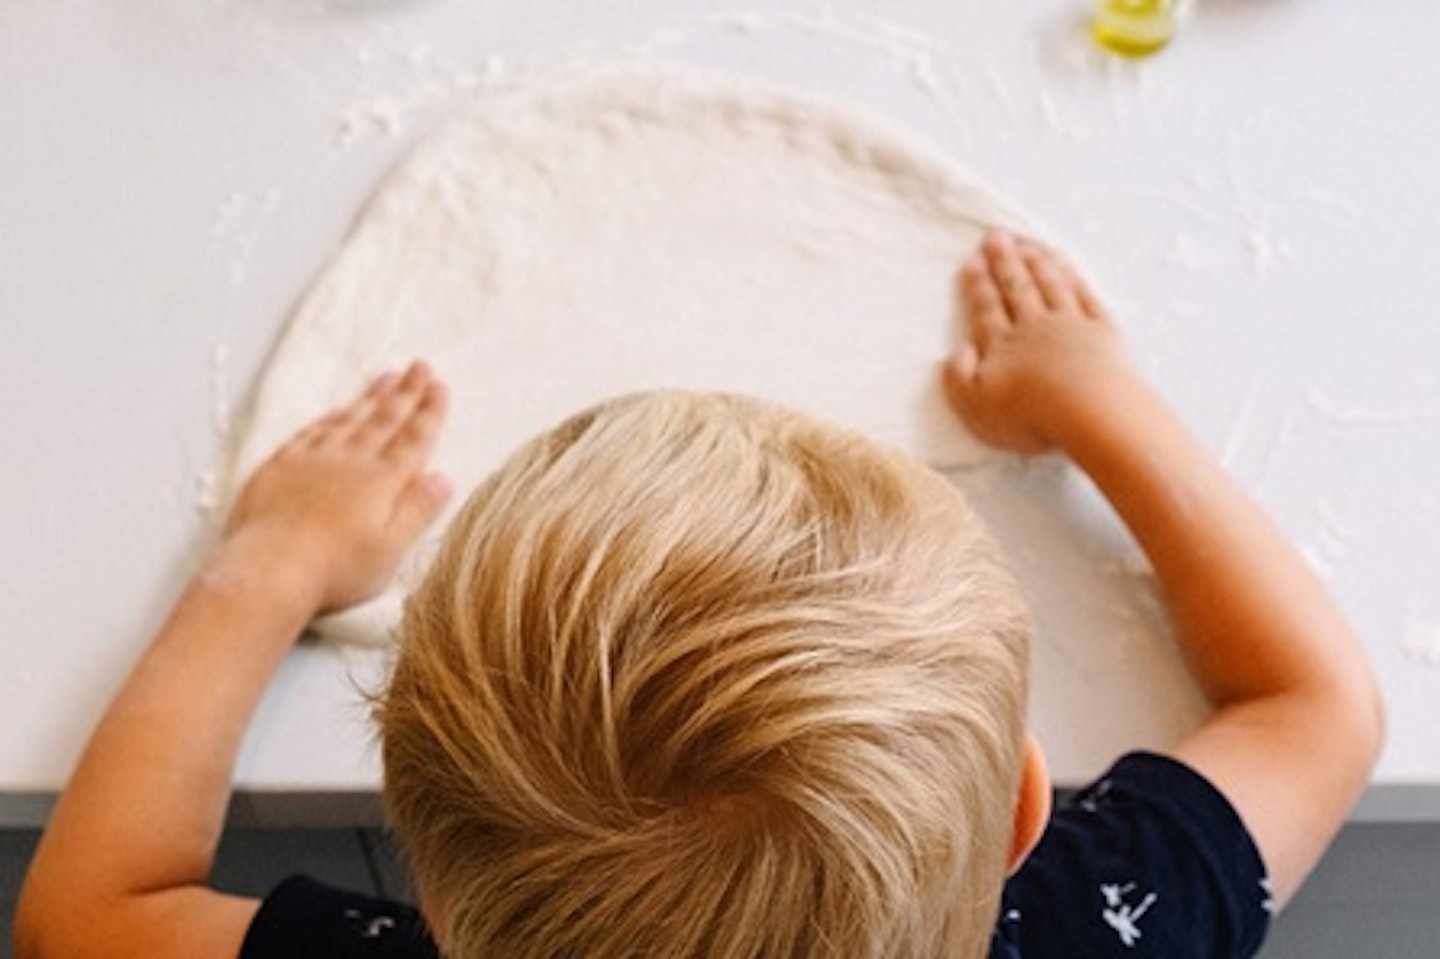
[1007,734,1052,876]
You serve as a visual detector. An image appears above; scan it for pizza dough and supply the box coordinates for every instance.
[225,66,1039,646]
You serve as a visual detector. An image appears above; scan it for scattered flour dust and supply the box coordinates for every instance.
[1403,614,1440,667]
[225,65,1043,646]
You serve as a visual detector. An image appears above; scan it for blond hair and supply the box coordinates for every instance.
[379,392,1031,958]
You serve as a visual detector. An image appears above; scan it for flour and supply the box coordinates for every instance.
[226,65,1040,646]
[1403,613,1440,667]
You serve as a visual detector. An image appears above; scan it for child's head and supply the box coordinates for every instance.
[379,391,1032,958]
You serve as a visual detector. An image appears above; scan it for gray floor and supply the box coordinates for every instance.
[3,824,1438,956]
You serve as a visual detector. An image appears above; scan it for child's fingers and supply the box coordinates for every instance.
[277,363,444,462]
[310,370,403,449]
[382,378,449,466]
[984,231,1045,318]
[941,346,979,418]
[1019,243,1077,312]
[348,362,432,453]
[1027,241,1108,322]
[391,471,454,542]
[959,253,1009,352]
[1071,270,1108,322]
[289,410,347,451]
[285,371,397,452]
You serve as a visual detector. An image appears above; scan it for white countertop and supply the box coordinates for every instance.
[3,0,1438,824]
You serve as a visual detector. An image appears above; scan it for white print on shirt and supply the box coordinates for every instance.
[1078,778,1115,813]
[344,908,397,939]
[1259,877,1275,914]
[1100,882,1158,948]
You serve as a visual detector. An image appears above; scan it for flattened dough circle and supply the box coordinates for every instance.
[226,67,1038,646]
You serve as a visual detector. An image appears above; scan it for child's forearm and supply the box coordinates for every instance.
[19,532,315,951]
[1057,373,1383,904]
[1057,375,1377,714]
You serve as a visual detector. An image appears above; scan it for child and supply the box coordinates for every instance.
[16,233,1382,958]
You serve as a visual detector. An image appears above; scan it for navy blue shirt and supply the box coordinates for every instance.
[241,753,1270,958]
[992,752,1271,957]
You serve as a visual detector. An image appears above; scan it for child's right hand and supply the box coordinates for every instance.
[942,231,1136,456]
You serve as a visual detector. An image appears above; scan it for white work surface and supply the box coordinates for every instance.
[2,1,1437,825]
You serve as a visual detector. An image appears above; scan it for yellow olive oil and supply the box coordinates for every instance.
[1092,0,1179,58]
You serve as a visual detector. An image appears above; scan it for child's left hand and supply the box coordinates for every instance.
[223,361,452,615]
